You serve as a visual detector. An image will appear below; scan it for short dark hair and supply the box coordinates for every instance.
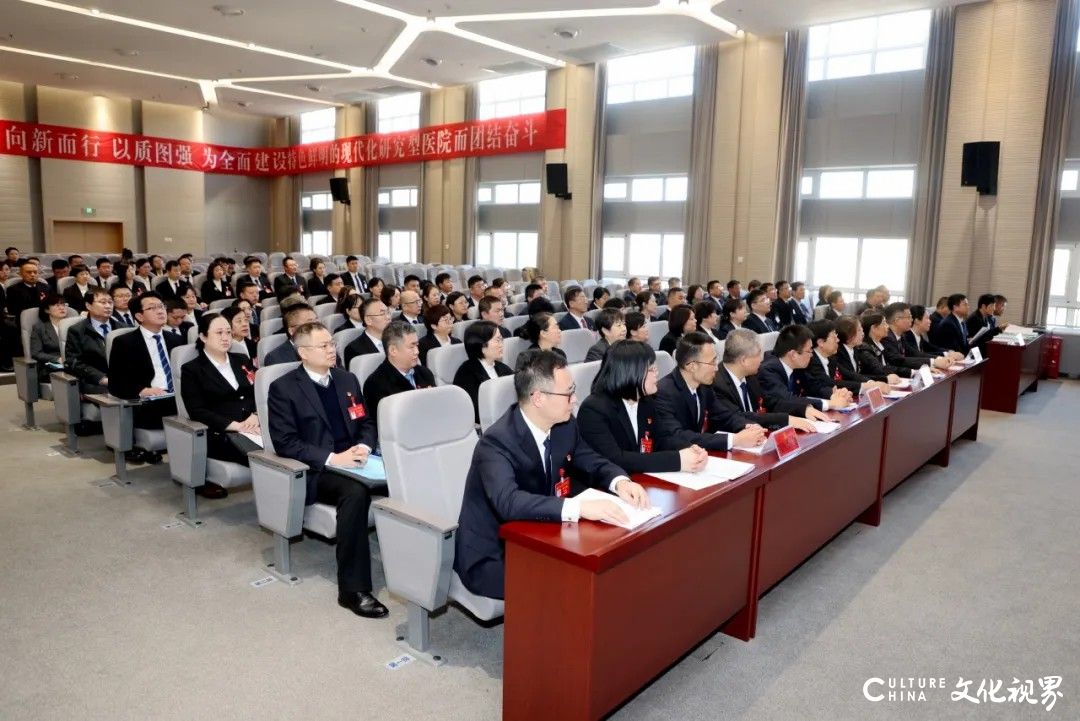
[827,290,844,306]
[947,293,967,311]
[884,302,910,324]
[166,299,188,314]
[747,279,761,291]
[380,284,399,307]
[292,321,329,346]
[674,331,715,369]
[424,303,452,329]
[435,272,452,286]
[464,320,501,361]
[478,295,502,317]
[383,319,417,349]
[910,304,929,323]
[468,275,484,288]
[165,260,180,271]
[525,312,555,345]
[51,259,68,271]
[130,291,163,317]
[647,276,660,286]
[108,284,132,299]
[834,316,860,345]
[624,311,647,338]
[693,300,717,328]
[178,253,193,262]
[244,256,261,267]
[861,311,886,338]
[592,340,656,401]
[282,255,296,266]
[67,254,83,265]
[360,296,383,320]
[596,307,624,334]
[707,280,721,292]
[525,283,543,300]
[976,293,996,309]
[445,291,466,314]
[86,286,110,305]
[403,274,421,285]
[722,297,745,320]
[807,319,836,348]
[993,294,1007,304]
[96,257,111,268]
[283,302,316,332]
[324,272,342,288]
[336,292,363,317]
[526,296,555,315]
[491,277,506,288]
[666,286,684,301]
[367,276,385,294]
[726,279,741,292]
[774,325,813,357]
[592,286,608,302]
[776,280,790,293]
[667,305,693,336]
[346,255,359,263]
[746,288,767,307]
[603,297,626,310]
[38,292,65,321]
[563,285,585,305]
[634,291,654,309]
[791,282,805,293]
[514,349,568,400]
[309,258,324,272]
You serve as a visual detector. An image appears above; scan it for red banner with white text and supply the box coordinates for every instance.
[0,108,565,177]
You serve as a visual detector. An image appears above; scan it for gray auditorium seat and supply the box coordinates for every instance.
[477,374,516,432]
[50,316,102,453]
[559,328,596,364]
[450,319,478,342]
[256,334,288,366]
[569,360,601,414]
[333,328,362,366]
[372,385,502,664]
[648,321,667,350]
[260,317,284,337]
[426,344,467,386]
[14,307,76,427]
[759,331,780,352]
[348,353,384,390]
[501,336,529,371]
[655,350,676,378]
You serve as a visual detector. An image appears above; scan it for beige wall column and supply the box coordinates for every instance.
[332,104,366,256]
[0,81,33,248]
[268,117,298,253]
[422,87,468,265]
[143,101,205,255]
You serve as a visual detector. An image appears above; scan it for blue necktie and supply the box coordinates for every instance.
[153,334,175,393]
[787,373,796,393]
[99,323,110,338]
[405,369,416,388]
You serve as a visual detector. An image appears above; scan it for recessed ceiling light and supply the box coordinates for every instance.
[247,42,257,49]
[55,72,79,81]
[553,28,578,40]
[212,4,246,16]
[89,7,100,15]
[237,100,253,108]
[421,57,441,67]
[114,48,140,57]
[306,84,324,93]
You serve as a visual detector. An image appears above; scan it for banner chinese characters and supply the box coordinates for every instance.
[0,108,565,177]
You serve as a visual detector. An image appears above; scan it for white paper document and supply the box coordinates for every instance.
[575,488,662,530]
[238,431,264,448]
[811,420,841,434]
[833,403,859,413]
[884,390,912,400]
[647,456,756,491]
[1003,324,1034,335]
[890,378,912,389]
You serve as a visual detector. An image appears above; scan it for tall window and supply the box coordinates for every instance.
[378,93,421,133]
[1048,244,1080,326]
[478,181,541,205]
[794,236,908,302]
[301,231,332,256]
[478,71,546,120]
[801,166,916,199]
[808,10,931,82]
[300,108,336,144]
[475,232,538,268]
[607,46,694,105]
[601,233,684,283]
[377,232,417,264]
[377,187,419,207]
[603,175,688,202]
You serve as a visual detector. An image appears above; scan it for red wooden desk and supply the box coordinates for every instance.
[980,334,1044,413]
[500,364,984,721]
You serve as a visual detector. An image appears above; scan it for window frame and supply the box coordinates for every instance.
[600,232,685,282]
[1048,241,1080,327]
[606,46,696,106]
[794,235,908,303]
[377,92,422,134]
[808,9,931,83]
[474,231,539,269]
[477,71,547,121]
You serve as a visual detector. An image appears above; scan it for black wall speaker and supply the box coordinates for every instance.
[961,141,999,196]
[329,177,351,205]
[546,162,571,200]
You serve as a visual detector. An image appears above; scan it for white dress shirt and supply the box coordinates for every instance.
[779,358,829,411]
[725,367,750,412]
[138,326,170,391]
[622,399,639,438]
[207,351,238,390]
[480,359,500,380]
[363,331,384,354]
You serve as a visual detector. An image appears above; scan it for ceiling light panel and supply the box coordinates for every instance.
[388,0,654,16]
[388,29,549,85]
[215,85,338,116]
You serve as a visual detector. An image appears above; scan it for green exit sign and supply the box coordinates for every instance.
[81,207,96,217]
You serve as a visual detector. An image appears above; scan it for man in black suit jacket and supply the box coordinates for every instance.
[771,281,807,327]
[343,298,390,369]
[929,294,972,355]
[340,256,369,293]
[263,305,318,366]
[156,261,191,302]
[273,256,309,301]
[757,325,854,411]
[266,322,388,620]
[965,293,1005,353]
[6,262,50,330]
[65,287,119,394]
[454,349,649,599]
[237,257,275,301]
[478,296,512,338]
[904,305,963,362]
[882,302,951,371]
[653,332,766,452]
[361,321,436,434]
[743,289,779,334]
[804,320,888,396]
[557,285,595,331]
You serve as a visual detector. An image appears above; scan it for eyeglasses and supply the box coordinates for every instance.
[140,303,165,312]
[539,384,577,399]
[691,357,719,368]
[296,341,335,351]
[365,310,390,319]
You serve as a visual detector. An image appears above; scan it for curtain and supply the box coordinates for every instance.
[588,62,608,280]
[363,103,379,259]
[416,92,431,263]
[685,45,719,284]
[462,85,479,265]
[773,29,809,280]
[907,7,956,306]
[1026,0,1080,325]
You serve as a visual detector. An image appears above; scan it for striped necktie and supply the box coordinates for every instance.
[152,334,175,393]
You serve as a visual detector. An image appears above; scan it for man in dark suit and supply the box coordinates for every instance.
[236,257,275,301]
[156,261,190,302]
[454,349,650,599]
[772,281,808,327]
[0,260,14,371]
[757,325,854,411]
[465,275,487,309]
[905,305,963,362]
[804,319,889,396]
[273,256,308,301]
[557,285,595,331]
[965,293,1005,353]
[713,328,828,429]
[928,296,949,332]
[743,288,778,334]
[264,304,318,366]
[655,287,686,322]
[267,321,388,620]
[65,287,119,397]
[361,321,436,434]
[107,292,184,464]
[622,277,643,304]
[653,332,767,452]
[477,296,512,338]
[342,298,391,369]
[883,302,951,371]
[341,255,369,293]
[46,259,69,293]
[705,280,726,313]
[929,293,972,355]
[109,285,136,327]
[6,261,50,330]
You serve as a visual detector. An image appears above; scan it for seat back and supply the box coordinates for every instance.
[57,276,76,294]
[348,353,384,390]
[569,361,601,413]
[559,328,595,364]
[259,305,282,324]
[256,334,288,365]
[57,316,83,357]
[427,343,468,385]
[759,331,780,352]
[208,298,233,311]
[170,345,200,419]
[655,350,676,378]
[813,305,828,321]
[104,326,138,361]
[334,327,363,362]
[315,303,336,319]
[648,321,667,350]
[261,318,283,337]
[379,385,478,521]
[478,374,517,432]
[19,308,40,359]
[450,318,478,341]
[503,315,528,336]
[254,362,301,453]
[502,336,530,371]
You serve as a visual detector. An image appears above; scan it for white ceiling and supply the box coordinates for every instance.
[0,0,981,118]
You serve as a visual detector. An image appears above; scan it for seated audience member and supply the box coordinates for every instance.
[653,332,767,452]
[446,291,470,323]
[834,316,900,385]
[635,290,659,320]
[381,284,401,312]
[524,312,566,360]
[435,272,454,301]
[624,311,651,344]
[162,299,193,340]
[743,289,779,334]
[656,287,687,322]
[647,276,664,305]
[264,304,319,366]
[454,349,650,599]
[157,261,189,301]
[559,286,595,331]
[792,281,814,321]
[883,302,951,371]
[267,321,388,620]
[929,293,972,355]
[579,340,708,474]
[525,293,555,318]
[273,256,308,300]
[335,293,365,333]
[221,306,258,359]
[420,282,441,315]
[107,292,184,464]
[176,254,198,287]
[46,259,70,294]
[524,282,545,306]
[905,305,962,361]
[717,297,749,340]
[806,319,891,395]
[965,293,1005,353]
[7,260,50,329]
[466,275,487,308]
[397,289,423,325]
[179,314,262,498]
[362,320,435,423]
[706,280,726,312]
[713,329,828,430]
[993,294,1008,321]
[727,279,744,301]
[236,284,262,339]
[824,290,846,320]
[849,287,884,317]
[603,297,626,312]
[133,257,155,289]
[113,262,143,296]
[64,287,118,396]
[856,311,916,380]
[93,257,114,288]
[307,259,329,297]
[686,284,706,306]
[200,261,234,303]
[761,282,777,303]
[342,297,391,369]
[149,254,165,277]
[30,294,67,371]
[659,305,695,354]
[109,286,136,327]
[589,287,609,312]
[402,274,422,293]
[694,300,721,340]
[341,255,369,293]
[454,320,513,424]
[478,296,511,338]
[63,265,94,313]
[236,256,275,301]
[622,277,643,304]
[585,307,626,362]
[817,284,834,309]
[418,304,461,366]
[772,281,807,327]
[757,325,853,411]
[366,276,386,301]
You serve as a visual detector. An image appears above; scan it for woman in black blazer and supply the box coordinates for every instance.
[200,261,235,303]
[180,315,261,497]
[523,312,566,361]
[716,297,749,340]
[221,306,258,361]
[29,294,67,370]
[307,258,328,297]
[334,293,365,334]
[855,311,912,380]
[659,305,695,354]
[453,320,513,424]
[419,304,462,366]
[577,340,707,475]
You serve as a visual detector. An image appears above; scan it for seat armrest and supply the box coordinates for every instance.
[163,415,208,435]
[88,394,136,451]
[163,416,209,488]
[372,497,458,536]
[13,357,39,403]
[49,372,83,425]
[248,450,308,538]
[372,498,457,611]
[86,393,139,408]
[248,450,308,474]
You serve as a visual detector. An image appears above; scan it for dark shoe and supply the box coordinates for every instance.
[74,421,101,437]
[196,481,228,499]
[142,450,163,465]
[338,591,389,619]
[124,450,146,465]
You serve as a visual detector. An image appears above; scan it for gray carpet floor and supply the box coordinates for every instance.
[0,380,1076,721]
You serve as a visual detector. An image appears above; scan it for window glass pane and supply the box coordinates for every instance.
[1050,248,1070,297]
[827,53,873,80]
[478,186,493,203]
[495,100,519,118]
[875,47,925,74]
[518,233,538,268]
[795,240,810,282]
[877,10,931,49]
[827,18,877,54]
[518,182,542,204]
[807,58,825,82]
[378,93,421,133]
[300,108,336,144]
[665,176,688,202]
[808,26,829,58]
[865,169,915,198]
[521,96,545,115]
[631,177,664,202]
[377,233,390,259]
[301,233,312,255]
[391,188,412,207]
[604,182,627,199]
[603,236,625,273]
[1062,169,1079,192]
[607,84,633,105]
[662,234,684,279]
[859,238,908,292]
[302,196,313,208]
[1047,306,1068,326]
[476,234,491,266]
[819,171,864,198]
[813,237,858,288]
[634,79,667,102]
[800,176,814,196]
[410,188,419,206]
[667,76,693,98]
[494,183,518,204]
[377,192,391,206]
[312,194,330,210]
[391,231,412,262]
[492,232,518,268]
[608,46,695,85]
[628,234,661,275]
